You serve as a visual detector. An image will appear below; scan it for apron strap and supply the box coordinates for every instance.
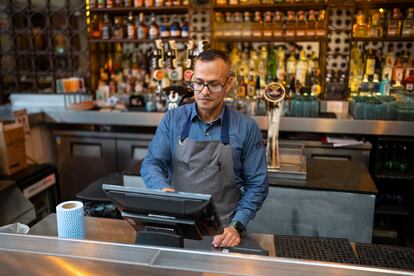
[180,105,230,145]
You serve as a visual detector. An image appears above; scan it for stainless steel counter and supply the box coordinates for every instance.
[0,214,404,275]
[43,110,414,136]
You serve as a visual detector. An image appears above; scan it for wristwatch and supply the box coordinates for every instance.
[230,220,246,235]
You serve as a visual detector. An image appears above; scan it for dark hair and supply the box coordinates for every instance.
[196,49,230,66]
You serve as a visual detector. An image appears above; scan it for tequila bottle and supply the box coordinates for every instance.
[353,12,369,38]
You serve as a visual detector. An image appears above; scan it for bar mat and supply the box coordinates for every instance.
[274,235,358,264]
[356,243,414,270]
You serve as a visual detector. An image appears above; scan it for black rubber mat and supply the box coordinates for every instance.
[274,235,358,264]
[356,243,414,270]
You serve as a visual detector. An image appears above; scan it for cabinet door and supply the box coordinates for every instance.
[54,134,116,201]
[117,138,152,173]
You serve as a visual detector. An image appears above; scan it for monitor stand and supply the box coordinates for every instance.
[136,226,184,248]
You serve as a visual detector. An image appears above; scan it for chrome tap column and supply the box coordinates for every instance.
[263,82,286,170]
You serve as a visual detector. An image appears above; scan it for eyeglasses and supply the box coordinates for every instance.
[189,75,232,94]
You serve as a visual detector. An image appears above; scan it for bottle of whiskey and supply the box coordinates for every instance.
[285,11,296,37]
[149,14,160,40]
[136,13,148,40]
[273,11,284,37]
[296,10,307,37]
[402,8,414,37]
[263,11,273,38]
[387,8,402,37]
[353,12,369,38]
[307,10,316,37]
[127,12,136,40]
[101,14,110,39]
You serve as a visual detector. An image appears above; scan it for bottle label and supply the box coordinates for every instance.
[149,27,159,39]
[127,25,135,39]
[102,26,109,39]
[184,70,193,81]
[407,83,414,91]
[181,27,189,38]
[137,28,146,39]
[366,59,375,75]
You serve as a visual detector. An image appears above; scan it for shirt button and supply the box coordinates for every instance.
[205,132,209,136]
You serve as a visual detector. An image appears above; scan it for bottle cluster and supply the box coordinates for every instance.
[90,13,190,40]
[349,44,414,96]
[228,44,321,116]
[90,0,189,8]
[214,10,325,39]
[353,7,414,38]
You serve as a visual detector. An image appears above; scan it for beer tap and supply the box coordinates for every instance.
[263,82,286,169]
[166,40,181,83]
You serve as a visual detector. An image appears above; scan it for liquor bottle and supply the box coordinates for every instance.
[273,11,283,37]
[233,12,243,37]
[181,15,190,38]
[310,71,321,96]
[274,47,285,83]
[263,11,272,38]
[379,73,390,96]
[124,0,132,7]
[247,75,256,98]
[404,58,414,84]
[238,49,249,79]
[149,14,159,40]
[106,0,113,8]
[307,10,316,36]
[266,46,276,83]
[286,51,297,83]
[160,15,170,38]
[165,0,172,5]
[155,0,164,7]
[216,0,227,5]
[170,15,181,38]
[90,0,97,8]
[112,16,124,39]
[365,48,376,78]
[145,0,154,7]
[224,12,233,37]
[252,11,262,38]
[91,14,102,38]
[369,12,383,38]
[242,12,252,37]
[285,11,296,37]
[239,0,249,5]
[392,58,404,87]
[257,46,267,88]
[97,0,105,8]
[236,76,247,98]
[101,14,110,39]
[214,12,224,38]
[353,12,369,38]
[127,12,136,40]
[296,10,307,37]
[136,13,148,40]
[296,50,308,86]
[134,0,143,7]
[172,0,181,6]
[316,10,326,36]
[405,69,414,91]
[387,8,402,37]
[402,8,414,37]
[255,75,266,115]
[229,0,238,5]
[382,54,394,81]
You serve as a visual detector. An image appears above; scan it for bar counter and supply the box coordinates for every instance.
[0,214,408,275]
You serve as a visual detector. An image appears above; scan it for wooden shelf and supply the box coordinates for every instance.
[214,36,325,43]
[90,38,189,43]
[352,36,414,42]
[356,0,414,9]
[89,6,189,14]
[213,3,327,11]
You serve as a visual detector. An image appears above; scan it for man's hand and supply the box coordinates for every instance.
[212,226,240,248]
[162,187,176,192]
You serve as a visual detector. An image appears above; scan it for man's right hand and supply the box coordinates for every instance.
[162,187,176,192]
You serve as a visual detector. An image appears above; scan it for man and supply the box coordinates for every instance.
[141,49,268,248]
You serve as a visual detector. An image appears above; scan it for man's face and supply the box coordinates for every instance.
[192,59,232,115]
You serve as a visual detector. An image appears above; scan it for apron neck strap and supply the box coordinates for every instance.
[180,105,230,145]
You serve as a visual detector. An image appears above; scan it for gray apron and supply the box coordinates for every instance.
[171,106,241,226]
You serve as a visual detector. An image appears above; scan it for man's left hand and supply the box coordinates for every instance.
[212,226,240,248]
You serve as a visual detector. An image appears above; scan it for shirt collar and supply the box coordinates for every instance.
[190,102,225,126]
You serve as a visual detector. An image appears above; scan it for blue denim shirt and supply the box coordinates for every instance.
[141,103,269,227]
